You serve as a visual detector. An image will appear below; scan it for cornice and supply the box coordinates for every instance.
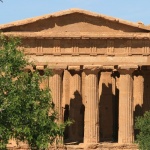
[2,32,150,39]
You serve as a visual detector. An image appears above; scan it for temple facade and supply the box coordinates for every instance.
[1,9,150,145]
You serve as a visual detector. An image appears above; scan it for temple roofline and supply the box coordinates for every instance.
[0,8,150,31]
[3,32,150,39]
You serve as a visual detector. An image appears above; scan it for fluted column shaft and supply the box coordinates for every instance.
[70,72,81,97]
[118,69,134,144]
[84,69,99,143]
[49,69,63,122]
[69,70,83,141]
[133,74,144,110]
[99,71,113,141]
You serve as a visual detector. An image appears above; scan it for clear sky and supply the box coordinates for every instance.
[1,0,150,25]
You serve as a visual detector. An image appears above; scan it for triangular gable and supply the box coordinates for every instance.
[0,9,150,33]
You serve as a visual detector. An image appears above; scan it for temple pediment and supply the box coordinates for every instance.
[1,9,150,33]
[1,9,150,66]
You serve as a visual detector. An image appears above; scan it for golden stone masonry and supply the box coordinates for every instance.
[1,9,150,149]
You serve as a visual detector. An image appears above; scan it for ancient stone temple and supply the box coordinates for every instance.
[1,9,150,147]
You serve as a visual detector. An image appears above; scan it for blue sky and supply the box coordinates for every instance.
[1,0,150,25]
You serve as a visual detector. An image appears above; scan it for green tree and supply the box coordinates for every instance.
[135,111,150,150]
[0,35,69,149]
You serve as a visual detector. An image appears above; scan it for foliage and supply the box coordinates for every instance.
[135,111,150,150]
[0,35,70,150]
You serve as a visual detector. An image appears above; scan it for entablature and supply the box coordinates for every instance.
[15,36,150,57]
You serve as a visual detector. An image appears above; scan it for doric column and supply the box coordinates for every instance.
[118,66,137,144]
[62,69,71,107]
[84,65,100,143]
[49,69,63,122]
[82,71,86,106]
[62,69,71,140]
[69,66,81,98]
[70,71,82,140]
[133,70,144,138]
[68,66,83,142]
[99,71,113,141]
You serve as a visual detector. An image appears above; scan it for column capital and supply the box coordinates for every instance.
[36,65,44,70]
[24,65,34,72]
[52,69,64,75]
[101,71,112,75]
[118,65,138,75]
[68,66,80,71]
[118,69,134,75]
[48,65,66,75]
[47,65,67,70]
[102,65,114,70]
[83,65,102,75]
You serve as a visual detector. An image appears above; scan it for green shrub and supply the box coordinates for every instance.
[0,35,71,150]
[135,111,150,150]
